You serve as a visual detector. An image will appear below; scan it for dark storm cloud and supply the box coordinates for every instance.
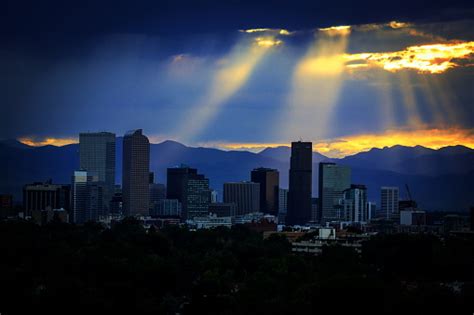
[3,0,474,49]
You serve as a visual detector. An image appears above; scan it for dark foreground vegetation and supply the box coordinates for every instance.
[0,219,472,314]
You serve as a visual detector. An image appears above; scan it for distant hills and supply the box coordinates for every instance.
[1,139,473,211]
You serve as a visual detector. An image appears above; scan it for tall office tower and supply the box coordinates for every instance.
[287,141,312,225]
[167,165,210,219]
[122,129,150,216]
[311,197,319,222]
[367,201,376,221]
[251,167,279,215]
[318,162,351,223]
[342,184,368,223]
[23,180,71,216]
[381,186,399,220]
[210,190,218,203]
[149,183,166,210]
[72,171,103,224]
[223,182,260,215]
[79,132,115,213]
[278,188,288,224]
[187,177,210,218]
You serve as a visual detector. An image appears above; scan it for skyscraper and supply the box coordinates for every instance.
[381,186,399,220]
[342,184,368,223]
[167,165,209,219]
[367,201,376,221]
[251,167,279,215]
[72,171,103,224]
[287,141,312,225]
[318,162,351,223]
[278,188,288,224]
[79,132,115,213]
[122,129,150,216]
[223,182,260,215]
[149,183,166,210]
[187,177,210,218]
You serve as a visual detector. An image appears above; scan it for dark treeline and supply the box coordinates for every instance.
[0,219,472,314]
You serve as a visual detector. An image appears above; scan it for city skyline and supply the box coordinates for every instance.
[1,1,473,313]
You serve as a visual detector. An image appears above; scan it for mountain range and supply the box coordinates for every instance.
[1,138,473,211]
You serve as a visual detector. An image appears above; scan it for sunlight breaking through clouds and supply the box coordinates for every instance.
[344,41,474,74]
[175,34,282,143]
[281,25,351,140]
[240,28,292,36]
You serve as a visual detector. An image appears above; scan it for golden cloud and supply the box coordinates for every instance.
[19,137,78,147]
[240,28,292,35]
[389,21,410,29]
[208,128,474,158]
[254,37,283,47]
[344,41,474,74]
[319,25,351,36]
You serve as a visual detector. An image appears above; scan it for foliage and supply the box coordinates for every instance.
[0,220,472,314]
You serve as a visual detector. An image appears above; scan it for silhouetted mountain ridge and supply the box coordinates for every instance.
[0,140,473,211]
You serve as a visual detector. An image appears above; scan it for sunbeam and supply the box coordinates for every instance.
[397,71,423,127]
[175,35,281,143]
[281,26,351,140]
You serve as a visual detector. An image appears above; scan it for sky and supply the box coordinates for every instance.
[1,0,474,157]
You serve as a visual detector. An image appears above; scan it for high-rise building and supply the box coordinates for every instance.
[79,132,115,213]
[72,171,103,224]
[381,186,399,220]
[167,165,209,219]
[287,141,312,225]
[23,181,71,216]
[311,197,319,222]
[278,188,288,224]
[187,177,210,218]
[149,183,166,210]
[251,167,279,215]
[122,129,150,216]
[318,162,351,223]
[223,182,260,215]
[342,184,368,223]
[210,190,218,203]
[367,201,376,221]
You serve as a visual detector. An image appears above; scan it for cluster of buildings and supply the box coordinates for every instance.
[1,133,473,235]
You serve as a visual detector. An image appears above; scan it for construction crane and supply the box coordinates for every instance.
[401,184,417,211]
